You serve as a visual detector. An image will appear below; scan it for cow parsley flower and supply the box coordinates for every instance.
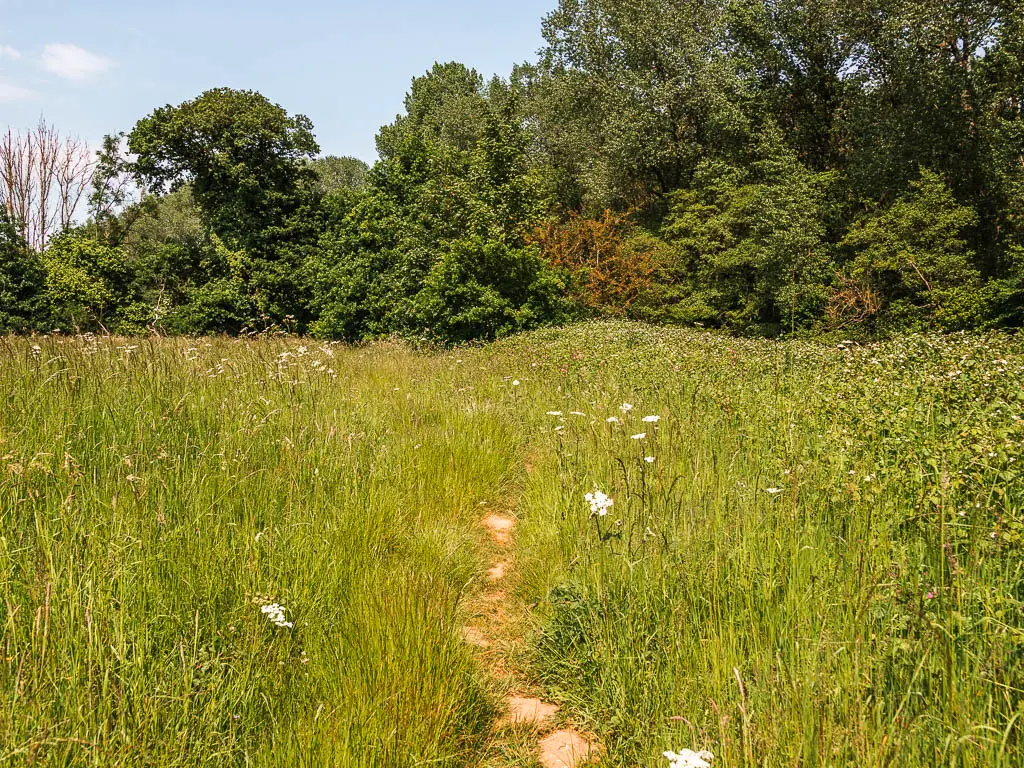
[631,433,647,440]
[546,411,563,416]
[664,749,714,768]
[620,403,634,413]
[645,456,656,463]
[260,603,294,629]
[765,487,784,495]
[642,415,661,423]
[585,490,614,516]
[607,416,620,424]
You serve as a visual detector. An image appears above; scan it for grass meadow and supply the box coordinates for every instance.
[1,323,1022,766]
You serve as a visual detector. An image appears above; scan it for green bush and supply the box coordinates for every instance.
[0,211,47,332]
[841,168,983,331]
[413,237,570,341]
[661,131,835,334]
[42,233,132,332]
[162,278,254,335]
[987,246,1024,328]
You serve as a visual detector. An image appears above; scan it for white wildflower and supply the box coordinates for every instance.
[765,487,784,495]
[585,490,614,517]
[512,380,520,387]
[664,749,714,768]
[260,603,294,629]
[642,415,661,423]
[645,456,656,463]
[631,433,647,440]
[607,416,620,424]
[546,411,563,416]
[620,403,634,413]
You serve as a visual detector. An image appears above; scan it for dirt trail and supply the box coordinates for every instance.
[463,509,600,767]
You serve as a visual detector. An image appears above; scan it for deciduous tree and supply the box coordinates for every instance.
[0,119,95,251]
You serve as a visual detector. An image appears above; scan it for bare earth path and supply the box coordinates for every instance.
[463,504,600,767]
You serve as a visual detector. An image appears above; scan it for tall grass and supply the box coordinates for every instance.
[492,324,1024,767]
[1,324,1021,766]
[0,336,514,765]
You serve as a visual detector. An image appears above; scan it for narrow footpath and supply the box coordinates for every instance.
[462,505,601,767]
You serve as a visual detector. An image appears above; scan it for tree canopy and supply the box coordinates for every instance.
[3,1,1023,340]
[127,88,320,252]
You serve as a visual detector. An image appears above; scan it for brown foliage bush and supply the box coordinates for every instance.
[529,210,658,316]
[826,275,882,328]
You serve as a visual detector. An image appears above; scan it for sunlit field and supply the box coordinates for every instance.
[2,323,1022,767]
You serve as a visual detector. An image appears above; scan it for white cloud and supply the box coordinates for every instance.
[0,82,33,102]
[42,43,114,81]
[0,44,21,60]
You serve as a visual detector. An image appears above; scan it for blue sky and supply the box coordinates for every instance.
[0,0,556,162]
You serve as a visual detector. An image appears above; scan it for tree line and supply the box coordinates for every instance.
[2,0,1023,340]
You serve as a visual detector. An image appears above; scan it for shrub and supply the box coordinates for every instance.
[413,237,570,341]
[0,211,47,332]
[530,210,660,317]
[840,168,982,331]
[42,233,132,332]
[661,132,834,334]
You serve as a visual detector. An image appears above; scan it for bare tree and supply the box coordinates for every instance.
[0,119,96,251]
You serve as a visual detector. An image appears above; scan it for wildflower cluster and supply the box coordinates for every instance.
[585,489,614,516]
[260,603,294,629]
